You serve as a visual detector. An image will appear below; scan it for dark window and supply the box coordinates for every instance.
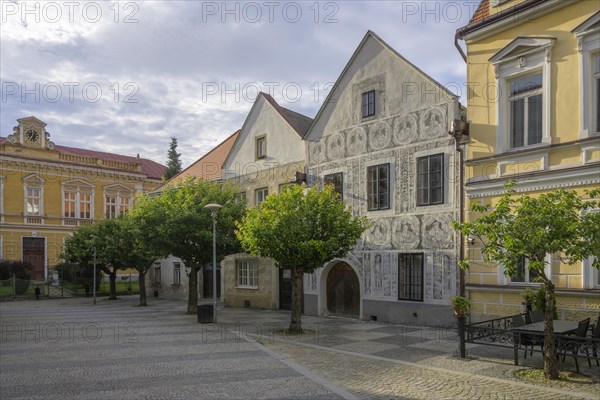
[398,253,423,302]
[256,136,266,159]
[417,154,444,206]
[361,90,376,118]
[511,257,539,284]
[367,164,390,211]
[173,262,181,285]
[324,172,343,200]
[509,73,543,148]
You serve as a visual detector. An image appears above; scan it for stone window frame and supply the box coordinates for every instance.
[366,163,390,211]
[61,180,95,221]
[23,173,44,218]
[256,135,267,160]
[173,262,181,286]
[416,153,445,206]
[104,184,133,219]
[573,13,600,139]
[324,171,344,201]
[490,37,555,154]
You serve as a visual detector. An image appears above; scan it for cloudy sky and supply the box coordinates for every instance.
[1,0,475,168]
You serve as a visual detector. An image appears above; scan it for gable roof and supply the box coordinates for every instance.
[303,30,458,142]
[223,92,313,168]
[0,136,166,179]
[260,92,313,138]
[159,130,240,189]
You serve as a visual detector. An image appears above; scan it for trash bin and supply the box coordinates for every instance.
[197,304,214,323]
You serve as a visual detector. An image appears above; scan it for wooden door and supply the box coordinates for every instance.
[23,237,45,281]
[326,263,360,318]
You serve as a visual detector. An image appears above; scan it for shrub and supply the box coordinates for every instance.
[0,260,32,295]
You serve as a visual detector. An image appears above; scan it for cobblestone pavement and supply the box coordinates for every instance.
[1,296,599,400]
[0,297,352,400]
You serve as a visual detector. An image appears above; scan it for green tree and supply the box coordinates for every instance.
[63,219,129,300]
[131,178,245,314]
[164,137,182,181]
[121,215,163,306]
[452,182,600,379]
[236,184,369,333]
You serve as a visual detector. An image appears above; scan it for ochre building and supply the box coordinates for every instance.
[0,116,166,281]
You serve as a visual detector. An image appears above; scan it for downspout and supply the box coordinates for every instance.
[455,32,467,63]
[454,30,467,296]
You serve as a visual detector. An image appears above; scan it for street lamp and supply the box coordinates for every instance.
[204,203,222,323]
[93,245,97,305]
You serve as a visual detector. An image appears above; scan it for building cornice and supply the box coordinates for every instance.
[458,0,573,43]
[465,163,600,198]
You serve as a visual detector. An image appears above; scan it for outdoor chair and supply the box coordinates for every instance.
[527,310,544,324]
[590,316,600,367]
[512,314,542,359]
[561,318,590,373]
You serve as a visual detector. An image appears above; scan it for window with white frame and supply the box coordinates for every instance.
[25,187,42,216]
[573,13,600,138]
[508,73,543,149]
[510,257,540,284]
[255,188,268,206]
[63,182,94,220]
[490,37,554,153]
[104,185,133,219]
[173,262,181,285]
[367,164,390,211]
[237,260,258,287]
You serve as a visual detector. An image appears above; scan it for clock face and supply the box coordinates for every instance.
[25,129,40,143]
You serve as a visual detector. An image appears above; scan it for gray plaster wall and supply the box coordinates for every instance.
[303,33,463,325]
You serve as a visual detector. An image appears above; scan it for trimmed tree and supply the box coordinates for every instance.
[130,178,245,314]
[164,137,182,181]
[452,182,600,379]
[236,184,369,333]
[63,219,129,300]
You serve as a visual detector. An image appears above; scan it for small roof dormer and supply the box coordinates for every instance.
[6,116,56,150]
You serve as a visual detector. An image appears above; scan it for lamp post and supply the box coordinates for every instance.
[449,118,469,358]
[204,203,222,323]
[93,245,97,305]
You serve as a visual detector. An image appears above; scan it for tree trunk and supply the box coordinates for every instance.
[288,265,303,334]
[138,271,147,306]
[187,267,198,314]
[109,271,117,300]
[542,280,559,379]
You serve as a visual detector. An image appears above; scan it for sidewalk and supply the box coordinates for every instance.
[215,306,600,399]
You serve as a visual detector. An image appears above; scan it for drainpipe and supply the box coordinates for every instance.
[455,32,467,63]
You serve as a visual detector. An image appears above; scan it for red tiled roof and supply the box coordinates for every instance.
[0,137,166,180]
[159,130,240,189]
[469,0,489,24]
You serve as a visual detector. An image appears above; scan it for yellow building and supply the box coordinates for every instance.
[0,116,166,281]
[457,1,600,320]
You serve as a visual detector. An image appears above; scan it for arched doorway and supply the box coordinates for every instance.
[326,263,360,318]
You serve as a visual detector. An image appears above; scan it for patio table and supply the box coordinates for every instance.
[510,320,578,365]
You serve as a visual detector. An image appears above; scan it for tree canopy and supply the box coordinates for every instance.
[453,182,600,379]
[236,184,369,332]
[129,178,245,313]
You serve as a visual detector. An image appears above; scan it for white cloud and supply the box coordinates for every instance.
[1,0,470,168]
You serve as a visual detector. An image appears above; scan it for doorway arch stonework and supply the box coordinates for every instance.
[318,260,362,319]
